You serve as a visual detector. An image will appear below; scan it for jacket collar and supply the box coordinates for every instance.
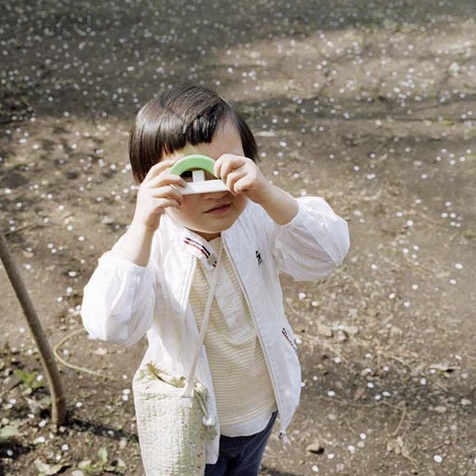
[161,213,222,271]
[182,233,220,270]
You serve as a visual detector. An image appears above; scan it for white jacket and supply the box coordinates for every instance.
[81,196,350,464]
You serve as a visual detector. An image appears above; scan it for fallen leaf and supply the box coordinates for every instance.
[78,460,92,470]
[0,425,20,441]
[98,447,108,464]
[34,459,65,475]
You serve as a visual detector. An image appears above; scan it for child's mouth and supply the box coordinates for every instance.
[205,203,231,215]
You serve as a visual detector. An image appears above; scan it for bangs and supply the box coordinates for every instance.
[159,102,229,157]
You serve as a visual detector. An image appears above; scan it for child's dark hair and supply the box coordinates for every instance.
[129,85,258,183]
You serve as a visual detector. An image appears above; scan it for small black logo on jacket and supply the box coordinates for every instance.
[255,250,262,266]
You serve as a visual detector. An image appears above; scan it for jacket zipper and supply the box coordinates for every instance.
[223,240,285,435]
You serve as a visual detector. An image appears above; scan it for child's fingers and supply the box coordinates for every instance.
[231,174,257,195]
[143,160,176,183]
[214,155,245,181]
[147,172,186,190]
[149,185,184,205]
[139,192,183,214]
[153,197,182,210]
[213,156,225,178]
[225,169,248,194]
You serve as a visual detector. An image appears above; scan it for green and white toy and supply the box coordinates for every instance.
[170,154,228,195]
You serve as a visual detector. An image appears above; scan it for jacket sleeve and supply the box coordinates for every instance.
[267,196,350,281]
[80,249,156,346]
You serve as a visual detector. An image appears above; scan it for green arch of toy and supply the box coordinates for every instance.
[169,154,217,177]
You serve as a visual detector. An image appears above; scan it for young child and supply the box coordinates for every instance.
[81,84,350,476]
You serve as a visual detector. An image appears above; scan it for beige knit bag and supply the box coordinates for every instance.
[133,244,222,476]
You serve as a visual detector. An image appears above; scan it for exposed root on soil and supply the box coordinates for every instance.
[53,328,119,382]
[391,401,407,437]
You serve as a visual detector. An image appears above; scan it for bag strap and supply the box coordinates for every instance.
[182,240,223,399]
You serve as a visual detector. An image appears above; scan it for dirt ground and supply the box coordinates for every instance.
[1,0,475,475]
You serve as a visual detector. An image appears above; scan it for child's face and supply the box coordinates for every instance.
[164,121,248,241]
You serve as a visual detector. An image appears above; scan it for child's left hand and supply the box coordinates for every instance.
[215,153,299,225]
[214,154,272,204]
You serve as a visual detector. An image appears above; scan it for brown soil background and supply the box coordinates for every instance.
[1,0,475,475]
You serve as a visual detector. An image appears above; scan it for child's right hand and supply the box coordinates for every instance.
[131,160,186,232]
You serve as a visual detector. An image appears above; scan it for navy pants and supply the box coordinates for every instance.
[204,412,277,476]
